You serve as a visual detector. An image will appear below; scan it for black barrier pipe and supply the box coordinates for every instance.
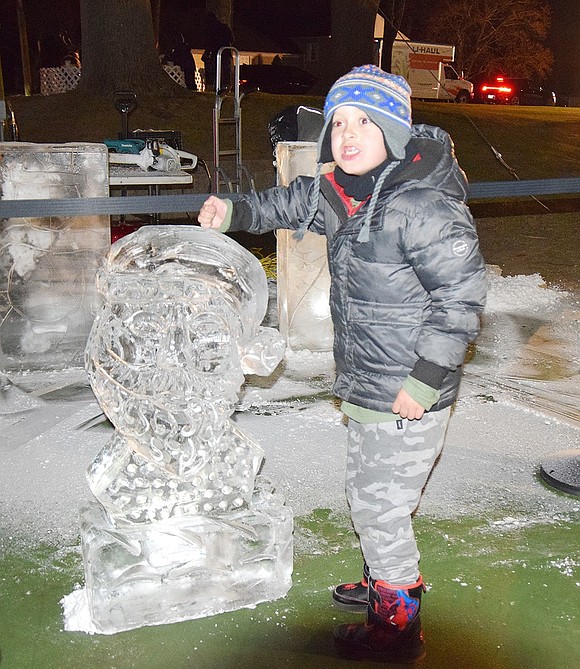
[468,178,580,199]
[0,178,578,219]
[0,194,214,218]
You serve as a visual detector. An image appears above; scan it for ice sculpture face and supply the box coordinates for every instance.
[85,226,285,522]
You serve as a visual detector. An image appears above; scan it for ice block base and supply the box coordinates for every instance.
[80,483,293,634]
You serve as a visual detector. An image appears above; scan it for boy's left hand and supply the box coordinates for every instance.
[392,388,425,421]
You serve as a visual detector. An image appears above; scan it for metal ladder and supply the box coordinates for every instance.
[212,46,254,193]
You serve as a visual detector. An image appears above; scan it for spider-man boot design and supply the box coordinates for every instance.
[334,575,426,664]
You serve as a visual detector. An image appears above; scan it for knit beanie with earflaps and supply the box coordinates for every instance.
[296,65,413,242]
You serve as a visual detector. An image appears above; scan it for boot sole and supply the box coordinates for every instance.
[331,596,368,613]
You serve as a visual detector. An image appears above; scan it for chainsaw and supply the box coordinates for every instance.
[105,138,198,172]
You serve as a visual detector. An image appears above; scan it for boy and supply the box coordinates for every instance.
[199,65,487,663]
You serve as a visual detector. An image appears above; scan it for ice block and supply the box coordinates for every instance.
[80,479,293,634]
[0,142,110,371]
[275,142,333,351]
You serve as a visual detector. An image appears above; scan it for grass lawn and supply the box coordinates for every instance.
[8,91,580,190]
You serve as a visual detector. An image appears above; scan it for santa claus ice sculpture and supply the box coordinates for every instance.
[79,225,292,634]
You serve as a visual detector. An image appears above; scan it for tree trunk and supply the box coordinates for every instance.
[379,0,406,72]
[313,0,380,93]
[77,0,179,95]
[16,0,33,95]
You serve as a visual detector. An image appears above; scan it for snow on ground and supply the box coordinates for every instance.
[1,268,579,556]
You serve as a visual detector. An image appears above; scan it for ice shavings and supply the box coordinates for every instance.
[548,557,579,577]
[61,585,99,634]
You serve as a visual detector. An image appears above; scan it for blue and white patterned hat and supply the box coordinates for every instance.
[318,64,412,162]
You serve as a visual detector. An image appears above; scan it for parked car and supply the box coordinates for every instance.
[476,76,556,106]
[238,64,317,95]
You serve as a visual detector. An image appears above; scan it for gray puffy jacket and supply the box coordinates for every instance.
[228,124,487,412]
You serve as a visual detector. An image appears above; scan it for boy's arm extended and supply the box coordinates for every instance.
[199,177,319,236]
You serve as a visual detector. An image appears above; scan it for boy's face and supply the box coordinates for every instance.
[330,105,388,176]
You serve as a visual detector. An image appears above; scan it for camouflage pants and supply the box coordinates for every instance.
[346,407,451,586]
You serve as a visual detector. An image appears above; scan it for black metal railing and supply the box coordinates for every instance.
[0,178,578,219]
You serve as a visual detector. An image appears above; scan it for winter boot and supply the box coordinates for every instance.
[332,563,369,612]
[334,575,426,664]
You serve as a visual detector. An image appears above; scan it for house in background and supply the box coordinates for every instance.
[160,0,332,77]
[291,13,387,75]
[181,4,386,86]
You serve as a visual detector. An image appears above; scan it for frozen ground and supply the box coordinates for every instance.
[1,264,579,638]
[0,267,580,549]
[1,266,579,560]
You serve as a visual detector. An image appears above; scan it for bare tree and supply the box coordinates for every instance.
[16,0,32,95]
[77,0,180,95]
[425,0,553,81]
[379,0,406,72]
[151,0,161,48]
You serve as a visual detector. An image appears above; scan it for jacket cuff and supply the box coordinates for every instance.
[409,358,449,390]
[229,199,255,233]
[218,199,233,233]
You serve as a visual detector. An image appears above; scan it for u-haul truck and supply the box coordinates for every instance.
[391,39,473,102]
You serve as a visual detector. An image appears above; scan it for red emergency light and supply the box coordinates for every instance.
[481,82,513,94]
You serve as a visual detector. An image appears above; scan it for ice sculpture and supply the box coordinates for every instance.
[80,225,291,634]
[275,142,333,351]
[0,142,110,371]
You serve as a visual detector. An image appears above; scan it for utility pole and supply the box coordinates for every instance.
[0,51,6,140]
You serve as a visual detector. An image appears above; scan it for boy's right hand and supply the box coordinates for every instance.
[198,195,227,229]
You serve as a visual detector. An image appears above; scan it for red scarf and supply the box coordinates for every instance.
[325,172,369,216]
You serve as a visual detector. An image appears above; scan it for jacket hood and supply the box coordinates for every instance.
[392,124,469,203]
[350,124,469,242]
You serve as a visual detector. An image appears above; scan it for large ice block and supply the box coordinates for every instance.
[0,142,110,371]
[275,142,333,351]
[77,226,290,633]
[80,478,293,634]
